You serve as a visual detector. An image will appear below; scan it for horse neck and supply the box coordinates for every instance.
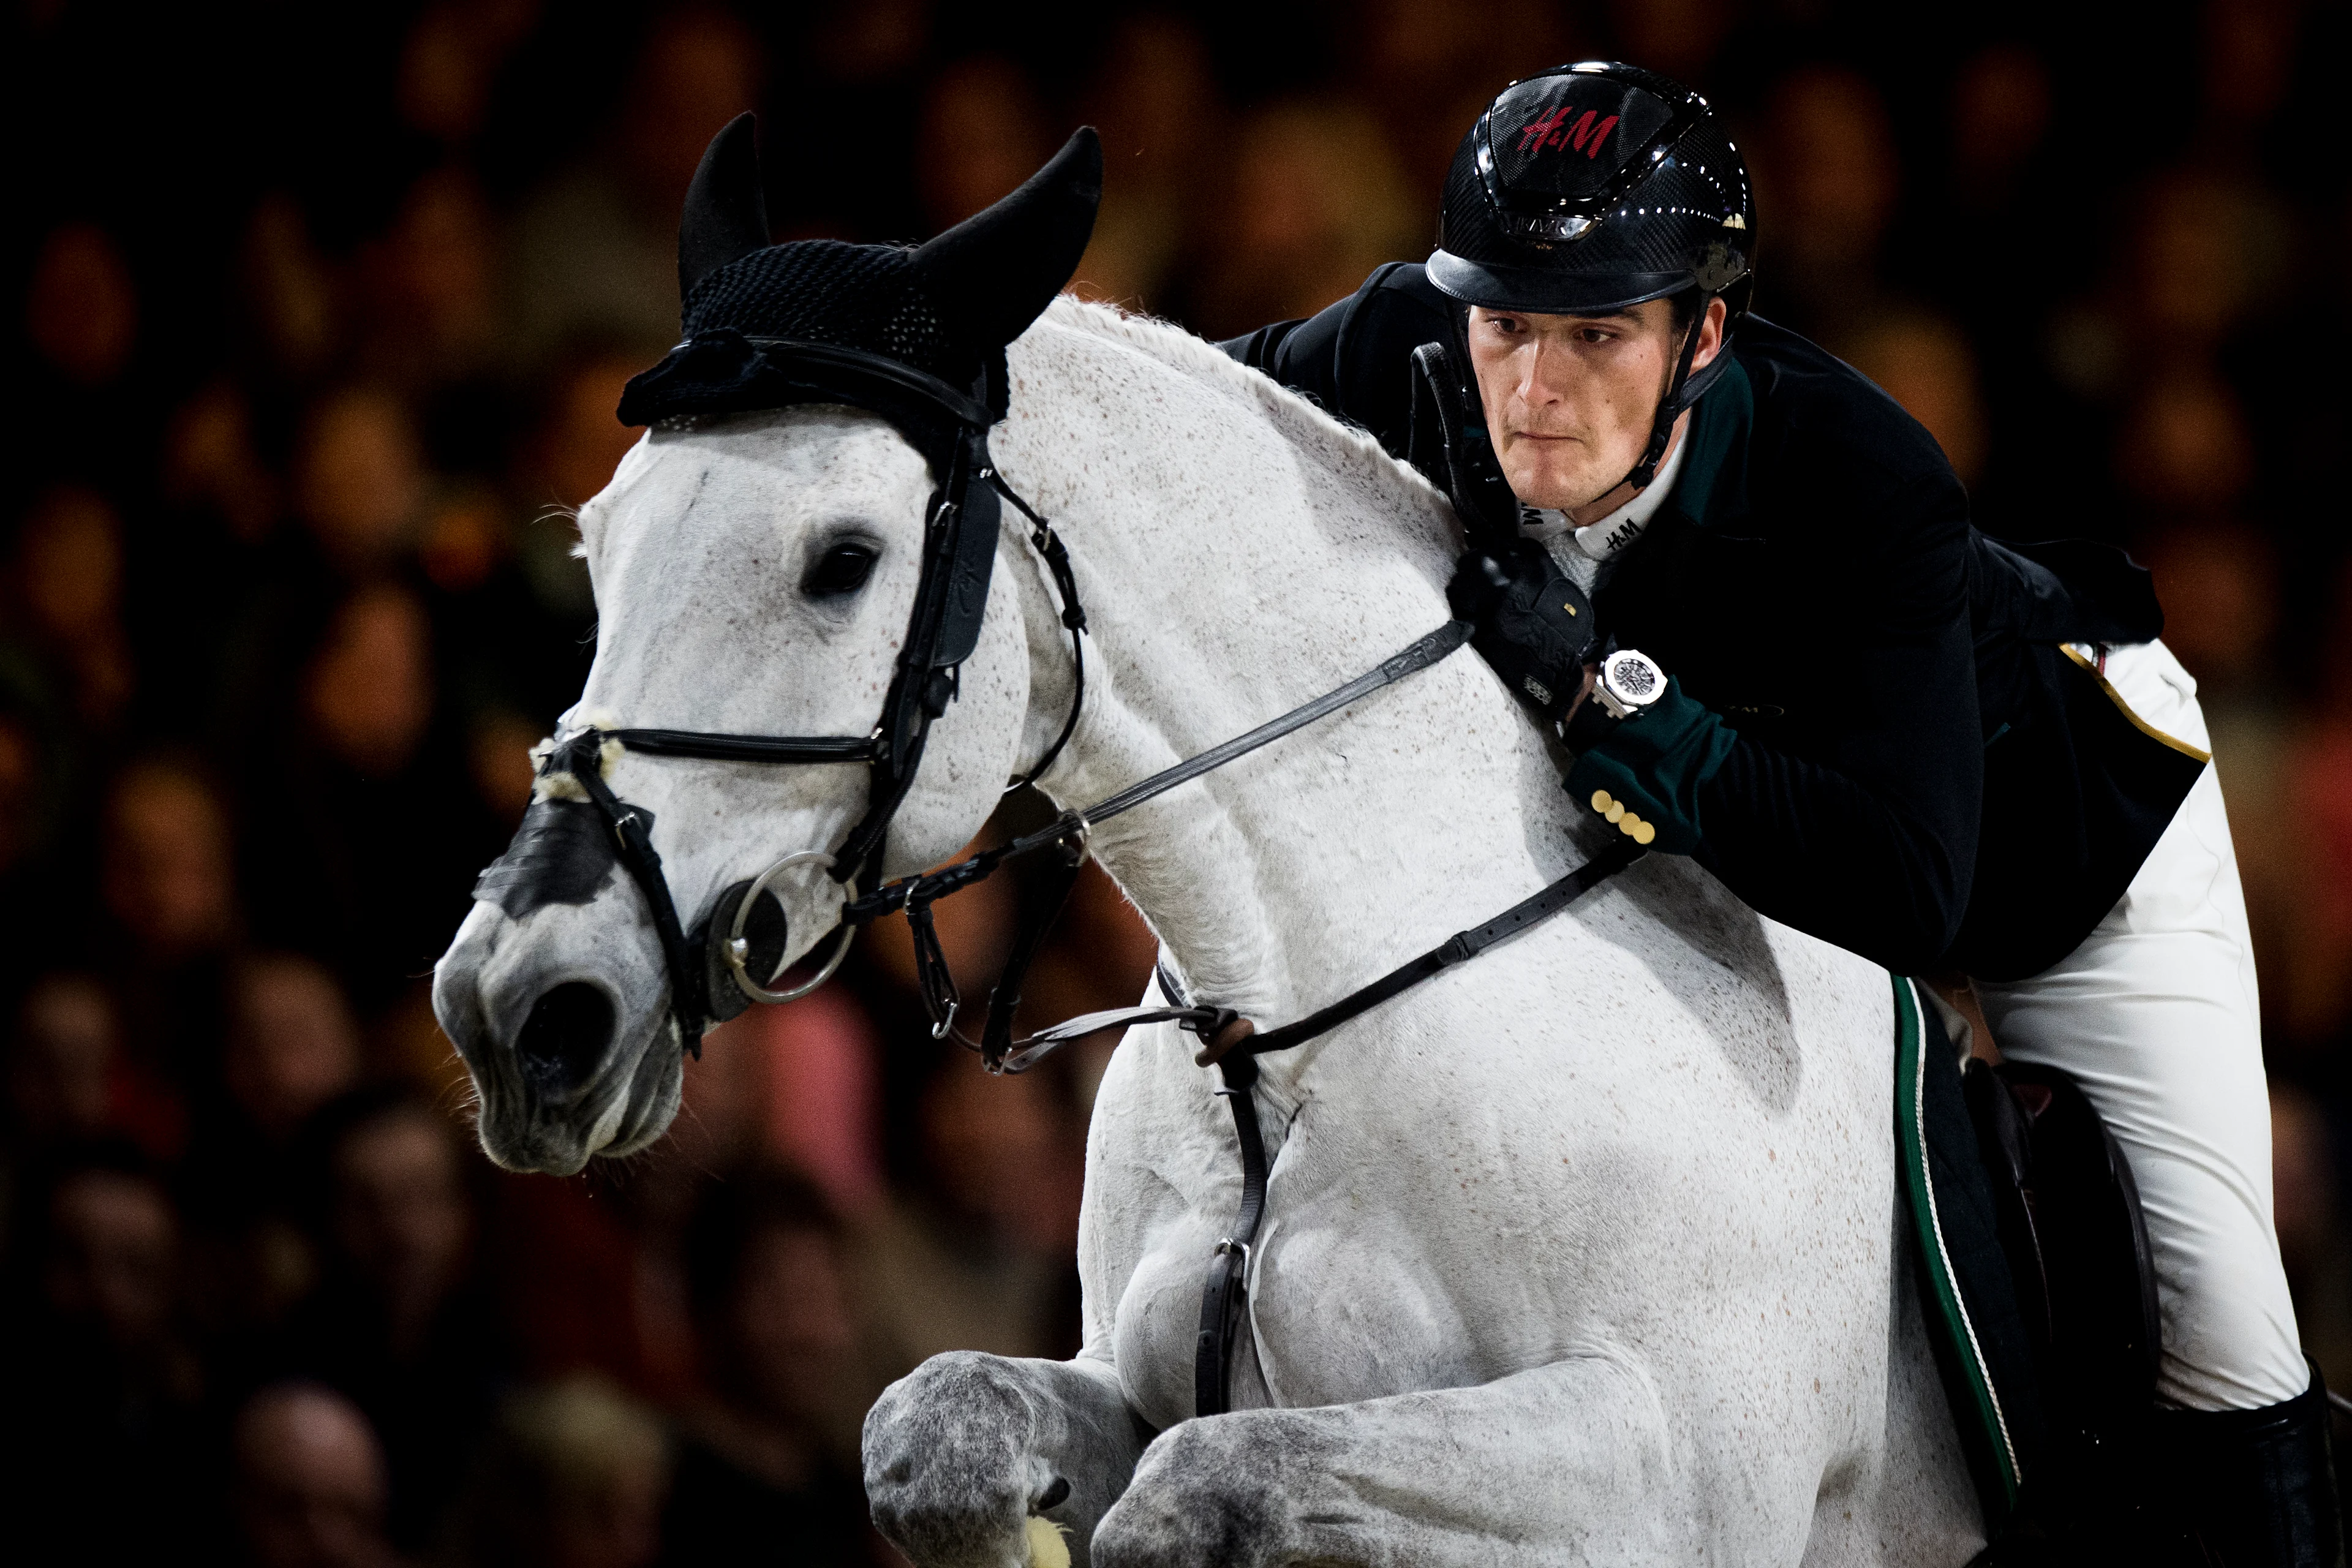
[993,307,1556,1024]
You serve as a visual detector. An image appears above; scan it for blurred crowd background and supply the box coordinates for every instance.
[4,0,2351,1562]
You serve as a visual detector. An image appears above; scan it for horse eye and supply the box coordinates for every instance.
[803,541,878,597]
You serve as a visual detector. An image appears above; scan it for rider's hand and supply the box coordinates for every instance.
[1444,549,1514,623]
[1446,543,1601,726]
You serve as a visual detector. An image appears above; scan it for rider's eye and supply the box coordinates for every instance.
[803,541,878,598]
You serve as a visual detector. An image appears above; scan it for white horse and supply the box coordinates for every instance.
[432,294,1984,1564]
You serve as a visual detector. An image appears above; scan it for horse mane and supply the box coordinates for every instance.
[1036,295,1452,516]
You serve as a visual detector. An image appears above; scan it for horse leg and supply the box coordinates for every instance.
[864,1351,1153,1568]
[1087,1351,1800,1567]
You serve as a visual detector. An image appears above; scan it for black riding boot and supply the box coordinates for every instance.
[2152,1363,2345,1567]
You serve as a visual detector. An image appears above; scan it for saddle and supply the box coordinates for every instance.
[1897,980,2163,1556]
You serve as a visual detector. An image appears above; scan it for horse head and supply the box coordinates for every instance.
[433,117,1101,1174]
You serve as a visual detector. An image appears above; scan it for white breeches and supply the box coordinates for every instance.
[1972,640,2308,1412]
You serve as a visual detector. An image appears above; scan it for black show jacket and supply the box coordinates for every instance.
[1225,263,2206,980]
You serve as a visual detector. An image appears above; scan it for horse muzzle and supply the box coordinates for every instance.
[432,901,682,1174]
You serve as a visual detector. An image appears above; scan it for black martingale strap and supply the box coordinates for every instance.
[1094,842,1645,1420]
[979,845,1087,1063]
[1170,837,1645,1418]
[1196,1050,1268,1418]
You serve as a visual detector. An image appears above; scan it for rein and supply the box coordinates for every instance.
[840,619,1479,1064]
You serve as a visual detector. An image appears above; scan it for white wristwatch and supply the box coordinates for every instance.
[1594,649,1667,721]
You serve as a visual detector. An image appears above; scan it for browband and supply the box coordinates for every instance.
[738,336,995,432]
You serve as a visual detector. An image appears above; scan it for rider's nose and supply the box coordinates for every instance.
[513,982,616,1097]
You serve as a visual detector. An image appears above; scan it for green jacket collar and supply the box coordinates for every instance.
[1668,356,1754,530]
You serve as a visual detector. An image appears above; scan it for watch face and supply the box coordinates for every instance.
[1603,650,1664,707]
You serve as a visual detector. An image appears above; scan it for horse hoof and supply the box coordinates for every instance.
[864,1351,1050,1568]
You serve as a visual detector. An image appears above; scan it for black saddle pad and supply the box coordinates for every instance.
[1895,977,2164,1545]
[1895,976,2047,1529]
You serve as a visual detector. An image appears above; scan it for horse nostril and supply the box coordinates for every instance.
[514,982,616,1096]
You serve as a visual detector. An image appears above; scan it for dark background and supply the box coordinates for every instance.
[5,1,2352,1564]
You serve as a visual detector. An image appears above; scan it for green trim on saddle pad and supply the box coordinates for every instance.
[1894,974,2026,1526]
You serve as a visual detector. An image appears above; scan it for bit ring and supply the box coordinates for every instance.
[726,850,856,1005]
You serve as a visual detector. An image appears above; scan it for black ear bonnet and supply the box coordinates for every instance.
[619,114,1102,437]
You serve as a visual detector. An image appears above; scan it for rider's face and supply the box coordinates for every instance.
[1466,297,1722,519]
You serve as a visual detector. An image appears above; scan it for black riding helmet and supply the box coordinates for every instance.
[1429,61,1756,489]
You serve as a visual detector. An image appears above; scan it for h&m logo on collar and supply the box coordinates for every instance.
[1518,107,1620,159]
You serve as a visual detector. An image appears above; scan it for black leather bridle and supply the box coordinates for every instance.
[533,337,1085,1057]
[534,333,1642,1419]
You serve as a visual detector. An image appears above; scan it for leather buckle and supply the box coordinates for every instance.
[1190,1011,1257,1067]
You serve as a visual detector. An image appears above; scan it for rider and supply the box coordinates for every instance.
[1223,61,2336,1561]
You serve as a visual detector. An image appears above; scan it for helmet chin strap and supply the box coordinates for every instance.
[1620,293,1716,493]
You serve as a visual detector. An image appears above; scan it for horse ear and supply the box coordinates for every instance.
[913,127,1102,351]
[679,113,771,301]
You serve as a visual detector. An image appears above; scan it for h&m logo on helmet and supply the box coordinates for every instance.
[1518,106,1620,159]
